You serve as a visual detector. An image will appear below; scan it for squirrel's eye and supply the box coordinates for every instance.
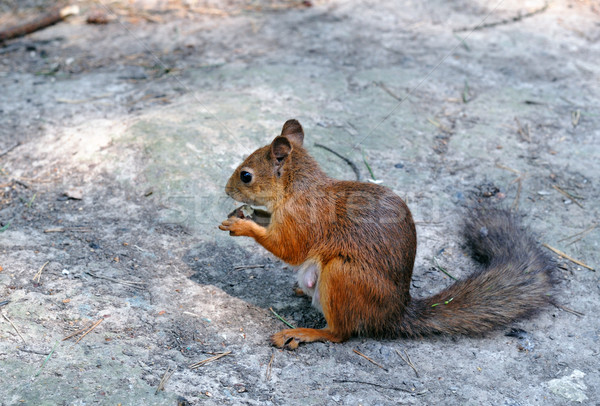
[240,171,253,184]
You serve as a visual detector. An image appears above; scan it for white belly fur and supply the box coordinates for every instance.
[296,258,322,313]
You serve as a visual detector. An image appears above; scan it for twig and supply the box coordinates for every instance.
[554,303,585,318]
[332,379,413,393]
[396,349,419,378]
[43,227,93,233]
[514,117,531,142]
[62,321,96,341]
[512,178,522,211]
[73,318,104,345]
[552,185,584,209]
[13,179,29,189]
[495,163,521,175]
[2,313,26,343]
[32,261,49,283]
[375,81,403,102]
[558,224,597,242]
[266,352,275,381]
[453,2,549,32]
[189,351,231,369]
[315,143,361,181]
[353,348,388,371]
[34,341,60,377]
[55,94,111,104]
[85,271,146,288]
[0,142,20,158]
[233,264,266,271]
[0,5,79,41]
[427,117,452,134]
[19,347,51,355]
[155,366,175,394]
[269,307,296,329]
[188,6,230,16]
[43,228,65,233]
[432,257,457,280]
[542,244,594,271]
[0,300,10,307]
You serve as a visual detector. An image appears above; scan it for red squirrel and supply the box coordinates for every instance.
[219,119,555,349]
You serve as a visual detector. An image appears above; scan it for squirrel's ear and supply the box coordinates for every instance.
[280,119,304,146]
[271,136,292,168]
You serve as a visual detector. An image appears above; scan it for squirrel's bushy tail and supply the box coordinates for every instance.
[400,208,555,337]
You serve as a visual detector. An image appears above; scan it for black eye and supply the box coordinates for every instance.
[240,171,253,184]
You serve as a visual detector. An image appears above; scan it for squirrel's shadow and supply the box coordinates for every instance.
[183,242,325,329]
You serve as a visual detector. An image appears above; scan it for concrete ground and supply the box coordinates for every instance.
[0,0,598,404]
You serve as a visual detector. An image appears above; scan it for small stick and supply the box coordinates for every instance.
[353,348,388,372]
[396,349,419,378]
[62,322,95,341]
[495,163,521,175]
[427,117,452,133]
[558,224,597,242]
[552,185,584,208]
[554,303,584,317]
[269,307,296,329]
[432,257,457,280]
[0,300,10,307]
[85,271,146,288]
[155,366,175,394]
[0,5,80,41]
[453,2,549,32]
[375,81,403,102]
[73,318,104,345]
[189,351,232,369]
[32,261,49,283]
[44,227,93,233]
[514,117,531,142]
[43,228,65,233]
[2,313,26,343]
[233,264,266,271]
[332,379,412,392]
[542,244,594,271]
[0,142,20,158]
[265,352,275,380]
[315,143,361,181]
[512,178,522,211]
[34,340,60,377]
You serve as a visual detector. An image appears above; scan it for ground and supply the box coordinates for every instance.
[0,0,599,405]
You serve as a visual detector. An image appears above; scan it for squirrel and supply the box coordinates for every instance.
[219,119,556,350]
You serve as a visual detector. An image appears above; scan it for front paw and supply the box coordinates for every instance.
[271,330,300,350]
[219,217,254,237]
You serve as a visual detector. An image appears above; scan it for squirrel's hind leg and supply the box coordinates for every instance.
[271,327,347,350]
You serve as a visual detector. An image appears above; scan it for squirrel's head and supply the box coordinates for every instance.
[225,119,304,211]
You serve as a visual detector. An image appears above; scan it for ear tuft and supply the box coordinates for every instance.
[280,119,304,146]
[271,136,292,162]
